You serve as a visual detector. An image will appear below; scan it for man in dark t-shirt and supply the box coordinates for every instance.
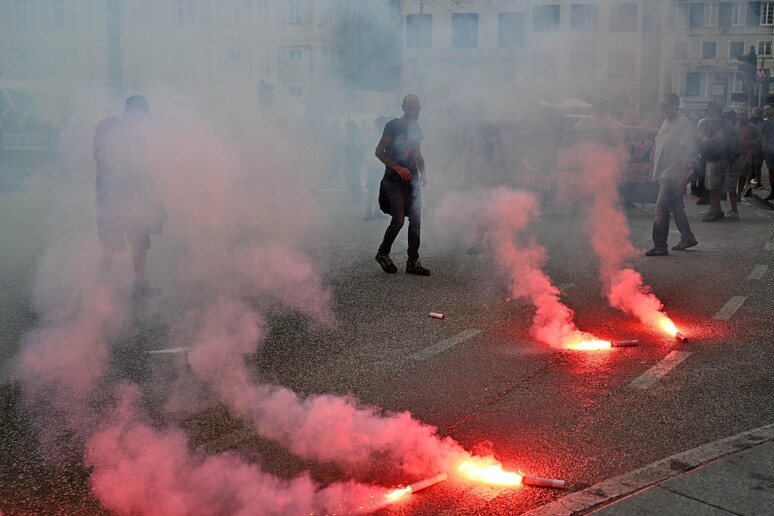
[374,94,431,276]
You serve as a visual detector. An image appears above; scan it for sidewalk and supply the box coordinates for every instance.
[523,423,774,516]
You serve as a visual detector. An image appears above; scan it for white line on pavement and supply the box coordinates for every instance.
[628,351,693,390]
[712,296,747,320]
[747,265,768,280]
[409,329,482,361]
[147,347,190,355]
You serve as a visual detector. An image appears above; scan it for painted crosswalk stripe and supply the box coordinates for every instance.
[748,265,768,280]
[147,347,190,354]
[410,329,482,361]
[713,296,747,320]
[629,351,692,390]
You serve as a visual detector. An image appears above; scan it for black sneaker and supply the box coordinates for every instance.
[743,187,752,198]
[375,254,398,274]
[406,259,431,276]
[672,238,698,251]
[645,247,668,257]
[702,210,724,222]
[696,198,710,205]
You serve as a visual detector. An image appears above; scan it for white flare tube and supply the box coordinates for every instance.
[612,340,639,347]
[408,472,448,493]
[428,312,445,319]
[522,476,566,489]
[675,331,688,342]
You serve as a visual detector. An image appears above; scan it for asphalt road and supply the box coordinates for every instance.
[1,175,773,514]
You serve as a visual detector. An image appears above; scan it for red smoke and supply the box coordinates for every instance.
[437,188,604,348]
[575,141,669,330]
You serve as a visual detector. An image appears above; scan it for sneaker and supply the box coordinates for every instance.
[406,259,431,276]
[375,254,398,274]
[696,198,710,205]
[132,280,161,300]
[672,238,698,251]
[725,210,739,220]
[743,187,752,197]
[753,184,764,189]
[765,194,774,201]
[702,210,724,222]
[645,247,669,256]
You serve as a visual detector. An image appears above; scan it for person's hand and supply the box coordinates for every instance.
[420,174,428,187]
[395,165,412,181]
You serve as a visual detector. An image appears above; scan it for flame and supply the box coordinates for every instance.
[658,316,678,336]
[566,339,612,351]
[385,487,412,502]
[457,459,523,486]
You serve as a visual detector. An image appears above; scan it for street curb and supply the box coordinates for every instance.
[520,423,774,516]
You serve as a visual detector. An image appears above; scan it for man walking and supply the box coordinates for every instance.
[645,94,698,256]
[93,95,167,297]
[701,103,733,221]
[374,94,431,275]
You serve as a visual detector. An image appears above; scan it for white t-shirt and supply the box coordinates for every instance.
[653,115,695,182]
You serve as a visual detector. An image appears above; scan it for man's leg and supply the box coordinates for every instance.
[377,182,405,257]
[669,184,697,246]
[406,187,422,261]
[767,162,774,200]
[650,182,672,252]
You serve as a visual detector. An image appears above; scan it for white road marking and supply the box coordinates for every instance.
[765,241,774,251]
[628,351,692,390]
[147,347,190,355]
[409,329,482,361]
[712,296,747,320]
[747,265,768,280]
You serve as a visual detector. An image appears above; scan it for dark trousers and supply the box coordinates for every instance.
[378,180,421,261]
[652,180,695,249]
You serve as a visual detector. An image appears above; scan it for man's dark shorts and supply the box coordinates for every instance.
[97,203,151,253]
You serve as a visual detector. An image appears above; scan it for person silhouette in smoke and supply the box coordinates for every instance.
[93,95,167,298]
[374,94,431,275]
[645,94,697,256]
[363,115,389,220]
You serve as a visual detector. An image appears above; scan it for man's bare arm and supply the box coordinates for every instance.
[375,135,412,181]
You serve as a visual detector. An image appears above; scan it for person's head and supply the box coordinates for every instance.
[752,106,763,118]
[723,109,738,125]
[123,95,150,119]
[660,94,680,119]
[737,109,750,124]
[402,94,421,122]
[763,105,773,119]
[708,102,724,118]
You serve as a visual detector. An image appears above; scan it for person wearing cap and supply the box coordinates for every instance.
[93,95,167,298]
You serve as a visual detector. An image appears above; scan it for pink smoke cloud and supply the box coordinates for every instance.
[437,188,604,348]
[574,141,670,330]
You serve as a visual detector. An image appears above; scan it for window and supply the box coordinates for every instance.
[533,5,560,32]
[704,3,718,26]
[718,2,731,28]
[607,51,635,79]
[763,3,774,25]
[686,72,701,96]
[171,0,185,26]
[452,13,478,48]
[406,13,432,49]
[52,0,65,28]
[571,4,597,31]
[674,3,689,28]
[220,0,239,25]
[610,3,637,31]
[730,41,745,59]
[702,42,717,59]
[289,49,302,60]
[498,13,525,48]
[289,85,303,96]
[674,42,688,59]
[531,51,557,79]
[569,51,596,80]
[15,0,29,29]
[732,2,746,25]
[759,41,772,56]
[288,0,301,24]
[689,3,704,28]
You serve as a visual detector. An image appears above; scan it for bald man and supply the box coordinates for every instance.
[374,94,431,276]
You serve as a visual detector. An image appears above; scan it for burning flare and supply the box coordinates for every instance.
[457,458,523,486]
[565,339,613,351]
